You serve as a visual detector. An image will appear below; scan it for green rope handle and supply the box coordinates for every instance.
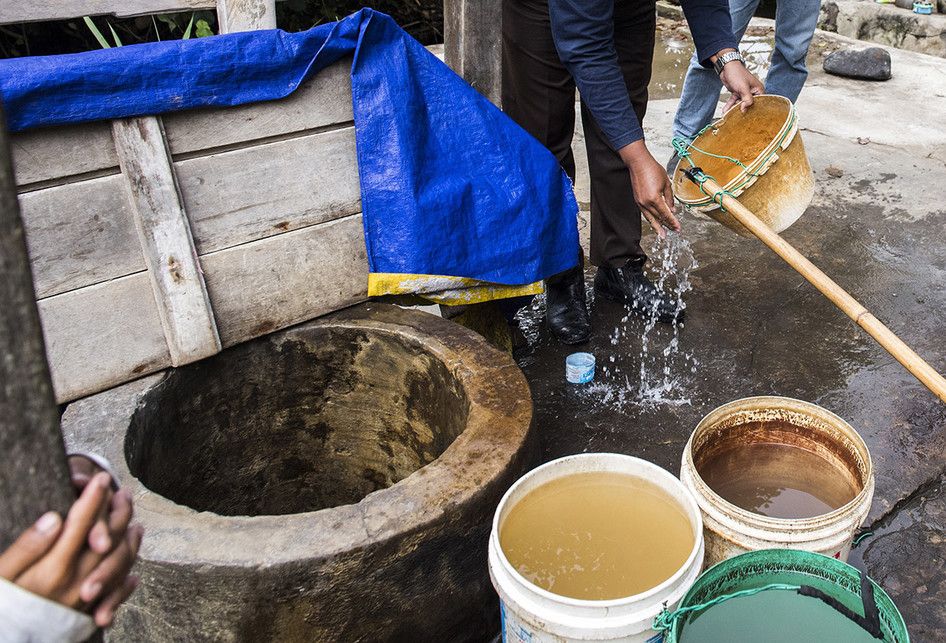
[652,583,802,633]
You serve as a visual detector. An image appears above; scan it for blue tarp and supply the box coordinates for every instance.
[0,9,578,290]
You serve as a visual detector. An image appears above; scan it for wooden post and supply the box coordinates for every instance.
[444,0,502,106]
[217,0,277,32]
[0,102,74,550]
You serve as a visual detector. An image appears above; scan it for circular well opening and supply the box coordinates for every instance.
[125,326,470,516]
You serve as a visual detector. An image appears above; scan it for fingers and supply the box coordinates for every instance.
[740,91,754,112]
[94,575,139,628]
[89,486,131,555]
[0,512,63,580]
[80,523,143,605]
[723,93,739,112]
[68,455,99,493]
[662,183,682,233]
[52,472,112,562]
[642,210,666,238]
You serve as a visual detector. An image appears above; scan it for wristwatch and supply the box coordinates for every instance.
[713,51,746,75]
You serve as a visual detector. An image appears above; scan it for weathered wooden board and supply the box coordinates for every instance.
[113,116,221,365]
[1,0,215,25]
[177,125,360,254]
[10,123,118,189]
[11,58,353,189]
[443,0,502,106]
[18,173,145,299]
[14,119,359,299]
[163,61,353,156]
[37,272,171,403]
[201,213,368,347]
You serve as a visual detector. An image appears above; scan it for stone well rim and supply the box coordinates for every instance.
[61,303,533,567]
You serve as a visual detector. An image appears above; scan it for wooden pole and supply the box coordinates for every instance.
[0,102,75,550]
[689,171,946,403]
[443,0,502,106]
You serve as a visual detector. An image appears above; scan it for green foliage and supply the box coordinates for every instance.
[195,19,214,39]
[277,0,442,44]
[1,10,218,58]
[1,2,441,59]
[83,16,112,49]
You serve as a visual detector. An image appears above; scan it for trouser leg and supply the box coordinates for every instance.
[766,0,820,101]
[502,0,578,181]
[671,0,762,140]
[502,0,590,344]
[584,0,655,269]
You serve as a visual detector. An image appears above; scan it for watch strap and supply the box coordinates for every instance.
[714,51,745,75]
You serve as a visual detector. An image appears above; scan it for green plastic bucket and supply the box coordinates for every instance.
[660,549,909,642]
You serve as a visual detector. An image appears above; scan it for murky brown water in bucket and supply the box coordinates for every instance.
[499,472,693,600]
[698,442,859,519]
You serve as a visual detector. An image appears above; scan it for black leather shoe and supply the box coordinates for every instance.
[594,263,683,324]
[545,265,591,345]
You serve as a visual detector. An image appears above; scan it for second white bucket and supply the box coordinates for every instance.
[488,453,704,642]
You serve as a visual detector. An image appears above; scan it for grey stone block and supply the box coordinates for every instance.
[823,47,893,80]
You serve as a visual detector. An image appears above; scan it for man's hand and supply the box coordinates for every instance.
[618,140,681,238]
[712,48,764,113]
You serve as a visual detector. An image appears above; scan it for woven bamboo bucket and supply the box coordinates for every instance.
[671,95,814,237]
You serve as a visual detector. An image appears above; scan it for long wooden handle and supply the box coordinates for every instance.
[691,173,946,404]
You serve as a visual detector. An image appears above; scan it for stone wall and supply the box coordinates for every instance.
[820,0,946,58]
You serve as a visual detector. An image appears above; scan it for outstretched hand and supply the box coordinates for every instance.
[618,140,681,238]
[0,461,142,628]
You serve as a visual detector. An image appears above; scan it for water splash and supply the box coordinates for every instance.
[585,232,699,410]
[636,232,699,407]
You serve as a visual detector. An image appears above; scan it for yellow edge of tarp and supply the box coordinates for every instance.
[368,273,543,305]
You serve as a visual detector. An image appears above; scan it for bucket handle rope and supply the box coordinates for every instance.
[671,110,797,211]
[653,571,885,640]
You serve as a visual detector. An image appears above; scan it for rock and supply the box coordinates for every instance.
[826,165,844,178]
[823,47,892,81]
[894,0,913,9]
[818,1,839,31]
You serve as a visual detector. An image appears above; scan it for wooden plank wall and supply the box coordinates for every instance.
[8,0,375,402]
[7,0,493,403]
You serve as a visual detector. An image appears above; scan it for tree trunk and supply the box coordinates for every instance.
[0,101,74,550]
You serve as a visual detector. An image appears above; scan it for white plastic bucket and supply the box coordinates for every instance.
[680,396,874,569]
[488,453,705,642]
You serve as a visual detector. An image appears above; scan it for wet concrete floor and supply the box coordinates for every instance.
[512,22,946,642]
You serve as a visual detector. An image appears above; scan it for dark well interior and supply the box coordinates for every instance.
[125,327,470,516]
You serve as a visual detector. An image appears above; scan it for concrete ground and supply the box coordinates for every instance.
[514,23,946,641]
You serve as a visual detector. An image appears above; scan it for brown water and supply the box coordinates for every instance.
[499,471,694,600]
[698,442,860,519]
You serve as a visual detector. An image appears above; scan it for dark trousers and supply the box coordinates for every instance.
[502,0,656,268]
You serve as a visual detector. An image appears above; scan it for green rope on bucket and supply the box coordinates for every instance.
[652,583,802,633]
[672,108,798,213]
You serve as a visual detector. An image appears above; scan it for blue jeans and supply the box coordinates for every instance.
[671,0,821,141]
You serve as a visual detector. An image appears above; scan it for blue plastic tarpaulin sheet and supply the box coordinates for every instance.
[0,9,579,303]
